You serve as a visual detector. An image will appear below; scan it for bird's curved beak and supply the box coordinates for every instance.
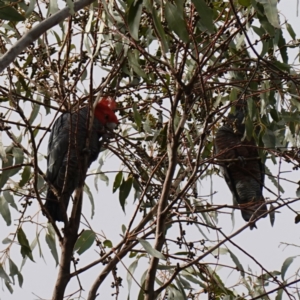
[106,122,118,131]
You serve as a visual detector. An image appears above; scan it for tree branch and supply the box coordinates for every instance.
[0,0,96,73]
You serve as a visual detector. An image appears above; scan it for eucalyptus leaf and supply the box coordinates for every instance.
[137,238,166,260]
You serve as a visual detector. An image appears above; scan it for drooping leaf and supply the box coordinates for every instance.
[84,184,95,219]
[99,173,109,186]
[133,103,142,131]
[122,224,126,235]
[256,0,280,28]
[127,259,138,295]
[191,0,214,33]
[275,286,284,300]
[126,0,143,40]
[137,238,166,260]
[17,228,34,261]
[25,0,35,17]
[3,191,17,211]
[19,165,31,187]
[165,2,189,43]
[113,171,123,193]
[0,264,11,283]
[11,147,24,176]
[45,234,58,266]
[28,103,40,125]
[5,281,13,293]
[74,230,96,255]
[269,204,275,226]
[17,272,23,287]
[47,0,59,15]
[262,128,276,149]
[151,6,169,54]
[20,234,37,270]
[119,175,133,212]
[286,23,296,40]
[0,196,11,226]
[264,165,284,193]
[281,256,295,280]
[228,249,245,277]
[128,50,148,80]
[0,151,13,190]
[8,258,19,285]
[0,1,25,21]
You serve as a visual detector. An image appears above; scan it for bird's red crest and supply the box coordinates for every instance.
[95,97,119,125]
[99,97,117,111]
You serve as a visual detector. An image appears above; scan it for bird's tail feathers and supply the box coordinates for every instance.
[44,189,66,222]
[240,199,268,229]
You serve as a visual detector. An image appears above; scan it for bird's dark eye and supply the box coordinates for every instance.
[105,114,109,120]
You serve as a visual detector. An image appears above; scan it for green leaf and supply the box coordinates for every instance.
[0,1,25,21]
[126,0,143,40]
[0,196,11,226]
[119,175,133,212]
[238,0,251,6]
[103,239,112,248]
[11,147,24,176]
[228,249,245,277]
[3,191,17,211]
[137,238,166,260]
[122,224,126,235]
[133,103,142,131]
[276,286,284,300]
[276,29,288,64]
[17,228,34,262]
[167,286,185,299]
[286,23,296,40]
[128,50,148,80]
[5,281,13,293]
[84,184,95,219]
[66,0,74,14]
[127,260,138,294]
[262,128,276,149]
[19,165,31,187]
[281,256,295,280]
[0,151,13,189]
[265,165,284,193]
[191,0,214,33]
[47,0,59,15]
[0,264,11,283]
[17,272,23,287]
[45,234,58,266]
[20,236,37,270]
[74,230,96,255]
[165,2,189,43]
[256,0,280,28]
[2,237,12,244]
[28,103,40,125]
[113,171,123,193]
[98,173,109,186]
[151,6,169,54]
[25,0,35,17]
[8,258,19,285]
[269,204,275,226]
